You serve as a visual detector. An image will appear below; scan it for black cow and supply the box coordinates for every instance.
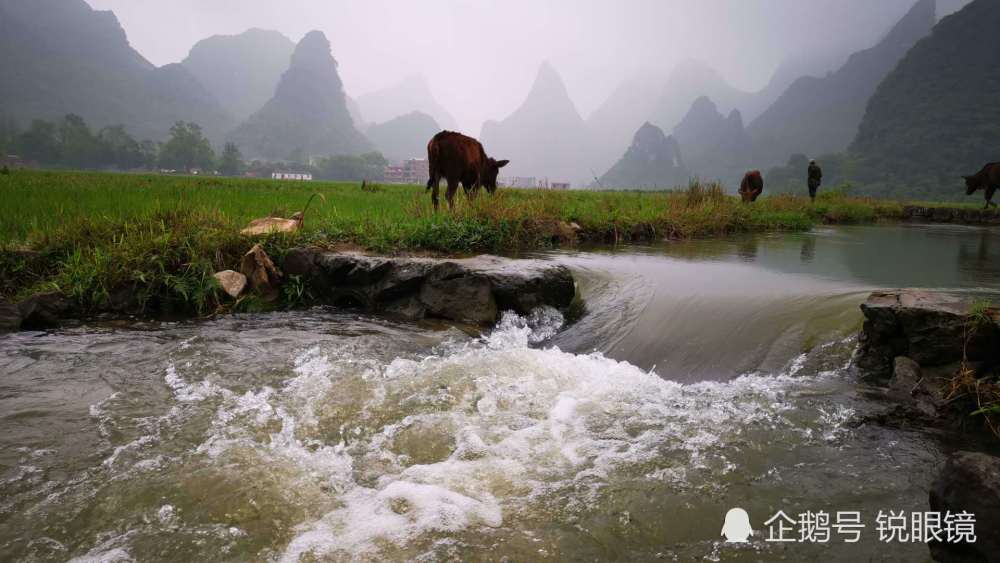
[963,162,1000,209]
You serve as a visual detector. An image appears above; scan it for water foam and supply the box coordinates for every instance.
[258,310,836,559]
[72,307,851,560]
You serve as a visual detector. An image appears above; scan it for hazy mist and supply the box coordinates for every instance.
[84,0,968,134]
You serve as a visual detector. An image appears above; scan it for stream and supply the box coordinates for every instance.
[1,223,998,562]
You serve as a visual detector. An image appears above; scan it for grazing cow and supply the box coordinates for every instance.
[963,162,1000,209]
[425,131,509,211]
[739,170,764,203]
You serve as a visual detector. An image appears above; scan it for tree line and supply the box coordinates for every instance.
[0,114,391,181]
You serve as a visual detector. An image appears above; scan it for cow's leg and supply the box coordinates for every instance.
[986,186,997,209]
[446,179,459,212]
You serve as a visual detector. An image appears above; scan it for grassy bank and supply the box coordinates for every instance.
[1,170,906,313]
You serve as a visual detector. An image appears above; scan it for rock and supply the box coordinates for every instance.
[888,356,942,419]
[17,292,70,329]
[240,244,282,301]
[420,267,497,325]
[214,270,247,299]
[857,290,1000,378]
[929,451,1000,562]
[890,356,922,391]
[240,214,303,236]
[285,249,577,326]
[462,255,576,314]
[0,303,22,332]
[282,247,320,278]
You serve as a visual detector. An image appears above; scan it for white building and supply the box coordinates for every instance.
[272,171,313,181]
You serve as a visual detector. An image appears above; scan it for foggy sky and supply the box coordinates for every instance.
[85,0,967,134]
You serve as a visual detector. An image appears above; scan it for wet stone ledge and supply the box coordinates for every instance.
[282,249,578,326]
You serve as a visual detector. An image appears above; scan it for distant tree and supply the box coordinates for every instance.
[139,140,159,170]
[58,114,103,169]
[97,125,146,170]
[314,152,387,181]
[218,143,246,177]
[158,121,215,172]
[15,119,61,164]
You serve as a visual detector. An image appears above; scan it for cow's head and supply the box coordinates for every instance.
[482,158,510,193]
[963,175,980,195]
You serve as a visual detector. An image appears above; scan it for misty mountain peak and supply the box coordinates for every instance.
[687,96,719,118]
[726,109,744,130]
[850,0,999,197]
[479,61,592,182]
[747,0,936,165]
[181,28,295,121]
[355,74,458,130]
[672,96,749,163]
[524,62,575,111]
[0,0,235,141]
[228,28,370,160]
[632,122,680,158]
[290,30,337,72]
[598,121,688,189]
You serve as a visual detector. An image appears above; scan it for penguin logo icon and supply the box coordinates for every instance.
[721,508,753,543]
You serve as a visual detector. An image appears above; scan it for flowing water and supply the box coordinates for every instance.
[1,224,998,562]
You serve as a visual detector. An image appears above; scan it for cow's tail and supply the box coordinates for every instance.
[426,142,440,192]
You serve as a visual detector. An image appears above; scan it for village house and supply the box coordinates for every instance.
[272,171,313,181]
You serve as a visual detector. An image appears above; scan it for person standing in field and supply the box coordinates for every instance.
[807,159,823,201]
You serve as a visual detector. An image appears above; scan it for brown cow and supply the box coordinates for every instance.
[963,162,1000,209]
[739,170,764,203]
[425,131,509,211]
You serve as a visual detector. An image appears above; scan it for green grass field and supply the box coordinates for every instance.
[0,169,908,245]
[0,169,912,313]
